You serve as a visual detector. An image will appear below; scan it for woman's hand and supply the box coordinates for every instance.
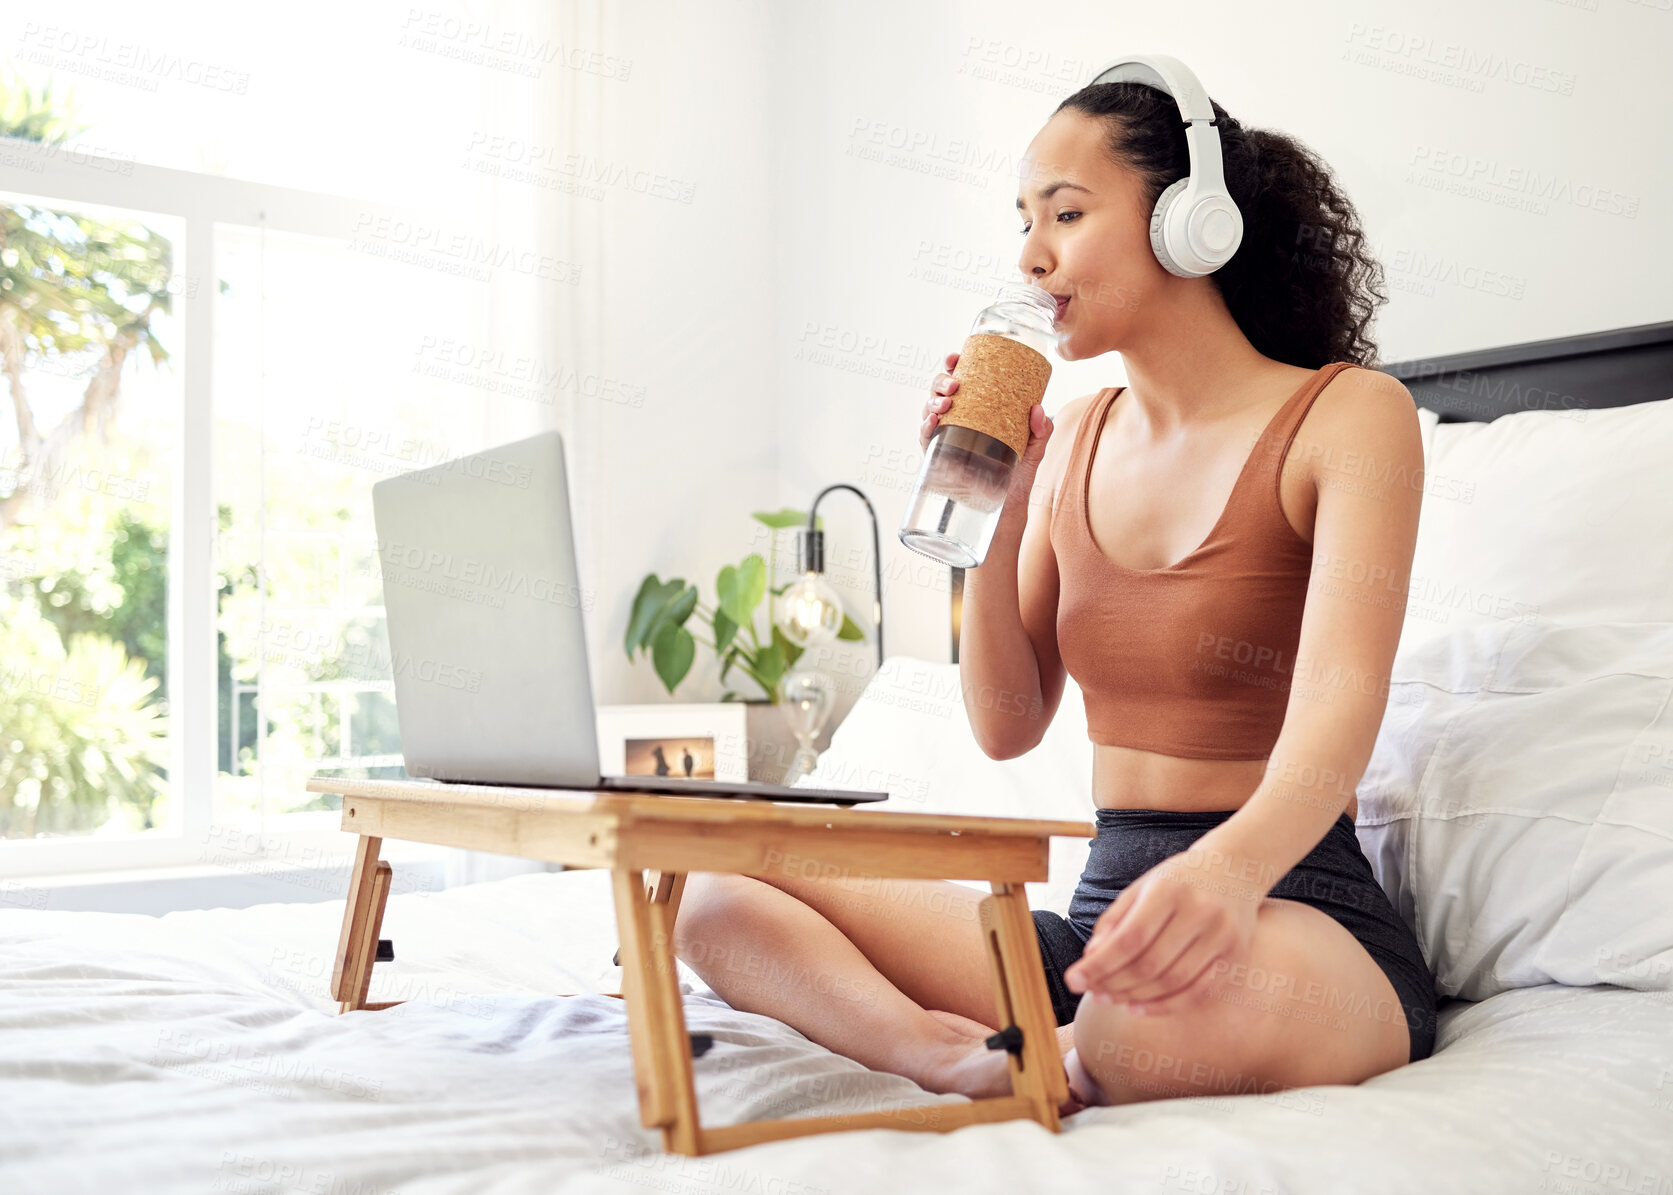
[1062,846,1266,1017]
[919,351,962,453]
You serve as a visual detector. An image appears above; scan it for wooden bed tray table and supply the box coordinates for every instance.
[306,775,1094,1156]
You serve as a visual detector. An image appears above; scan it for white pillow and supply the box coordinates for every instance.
[800,655,1097,915]
[1402,396,1673,652]
[1356,617,1673,1001]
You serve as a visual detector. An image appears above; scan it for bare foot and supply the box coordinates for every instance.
[920,1010,1012,1099]
[1059,1083,1091,1117]
[1064,1047,1112,1109]
[923,1011,1090,1117]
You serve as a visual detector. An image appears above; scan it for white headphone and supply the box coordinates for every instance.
[1087,55,1244,278]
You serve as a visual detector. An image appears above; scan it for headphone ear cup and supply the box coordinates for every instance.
[1148,178,1193,278]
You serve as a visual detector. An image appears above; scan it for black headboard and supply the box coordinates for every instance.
[949,320,1673,661]
[1382,320,1673,422]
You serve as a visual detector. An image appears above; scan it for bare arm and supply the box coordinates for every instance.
[1195,370,1425,881]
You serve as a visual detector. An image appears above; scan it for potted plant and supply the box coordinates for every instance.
[624,508,866,704]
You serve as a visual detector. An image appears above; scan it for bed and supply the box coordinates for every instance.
[5,322,1673,1193]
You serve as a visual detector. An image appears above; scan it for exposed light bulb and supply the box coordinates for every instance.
[779,666,836,787]
[776,571,843,648]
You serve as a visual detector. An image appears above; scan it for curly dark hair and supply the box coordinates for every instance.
[1054,82,1387,369]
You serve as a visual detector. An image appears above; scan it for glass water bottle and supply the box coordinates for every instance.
[898,282,1060,568]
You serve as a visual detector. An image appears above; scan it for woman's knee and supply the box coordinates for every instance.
[1070,977,1276,1104]
[671,872,768,960]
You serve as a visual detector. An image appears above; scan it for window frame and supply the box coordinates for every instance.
[0,136,418,878]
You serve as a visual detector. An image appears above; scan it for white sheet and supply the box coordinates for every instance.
[4,868,1671,1194]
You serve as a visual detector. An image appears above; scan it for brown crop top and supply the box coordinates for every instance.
[1050,362,1360,760]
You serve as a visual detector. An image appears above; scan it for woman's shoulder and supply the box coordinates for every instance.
[1047,387,1117,457]
[1298,363,1424,489]
[1052,387,1111,427]
[1312,362,1419,425]
[1322,360,1413,397]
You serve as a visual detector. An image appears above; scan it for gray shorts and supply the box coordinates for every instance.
[1031,807,1437,1064]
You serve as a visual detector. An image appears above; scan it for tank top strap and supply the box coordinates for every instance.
[1058,385,1122,519]
[1262,361,1360,476]
[1076,386,1122,458]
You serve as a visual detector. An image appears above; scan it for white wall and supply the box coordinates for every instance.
[563,1,787,708]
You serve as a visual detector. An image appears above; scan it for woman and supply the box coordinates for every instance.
[673,77,1435,1114]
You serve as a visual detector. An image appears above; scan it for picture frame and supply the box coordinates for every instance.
[594,703,751,783]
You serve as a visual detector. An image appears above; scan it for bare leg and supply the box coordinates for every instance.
[674,873,1021,1100]
[1067,898,1410,1106]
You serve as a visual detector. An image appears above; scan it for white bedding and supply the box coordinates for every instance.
[4,867,1671,1195]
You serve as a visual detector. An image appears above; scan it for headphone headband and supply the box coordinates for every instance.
[1089,55,1214,121]
[1088,54,1227,194]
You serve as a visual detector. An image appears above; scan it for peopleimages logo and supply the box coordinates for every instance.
[1343,23,1577,95]
[1407,146,1640,218]
[428,452,533,489]
[378,540,594,611]
[18,22,253,94]
[389,648,482,694]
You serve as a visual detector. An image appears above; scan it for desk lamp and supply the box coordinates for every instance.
[774,483,885,666]
[773,484,885,784]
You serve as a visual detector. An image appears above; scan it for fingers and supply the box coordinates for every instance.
[1118,947,1231,1017]
[1100,932,1225,1011]
[921,364,960,450]
[920,392,949,450]
[1064,888,1170,995]
[1023,404,1052,459]
[1077,919,1201,1010]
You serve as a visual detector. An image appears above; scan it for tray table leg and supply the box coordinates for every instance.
[333,835,394,1013]
[613,867,701,1154]
[979,884,1066,1131]
[648,869,687,928]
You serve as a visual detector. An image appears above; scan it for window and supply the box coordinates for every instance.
[213,223,497,830]
[1,5,600,878]
[0,193,182,846]
[0,142,526,877]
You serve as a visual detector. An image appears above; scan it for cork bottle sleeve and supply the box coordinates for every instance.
[942,332,1052,458]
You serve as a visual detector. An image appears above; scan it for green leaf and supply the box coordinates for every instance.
[772,624,804,670]
[650,622,696,694]
[751,508,823,531]
[716,554,767,627]
[837,612,866,642]
[665,584,698,626]
[713,606,738,655]
[754,642,787,697]
[624,574,664,657]
[624,575,687,658]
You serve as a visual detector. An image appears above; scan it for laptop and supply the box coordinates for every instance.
[368,429,887,806]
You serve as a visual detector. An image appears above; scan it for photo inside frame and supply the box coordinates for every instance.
[623,737,716,779]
